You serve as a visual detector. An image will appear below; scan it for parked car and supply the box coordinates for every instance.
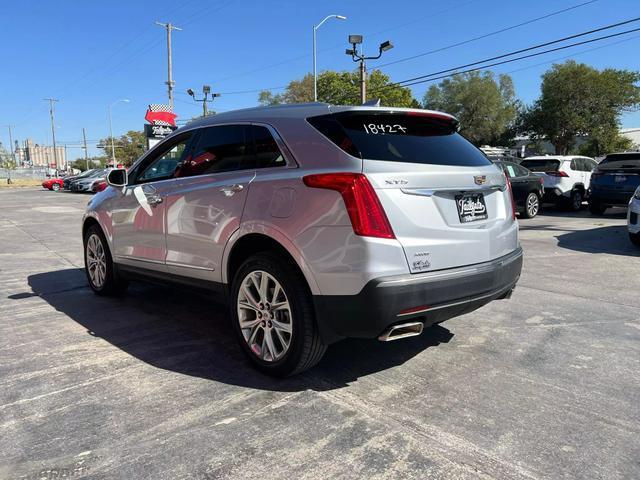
[42,178,64,191]
[82,104,523,376]
[486,154,522,164]
[629,186,640,246]
[91,179,108,193]
[63,168,98,190]
[493,160,544,218]
[70,169,109,192]
[588,152,640,215]
[520,155,597,211]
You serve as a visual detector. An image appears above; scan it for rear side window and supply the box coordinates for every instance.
[177,125,251,177]
[308,112,490,167]
[520,159,560,172]
[251,125,286,168]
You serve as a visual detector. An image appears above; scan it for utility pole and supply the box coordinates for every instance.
[155,21,182,111]
[187,85,221,117]
[346,36,394,104]
[82,128,89,170]
[44,98,59,170]
[4,125,15,164]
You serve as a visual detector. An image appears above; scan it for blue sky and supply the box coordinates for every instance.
[2,0,640,160]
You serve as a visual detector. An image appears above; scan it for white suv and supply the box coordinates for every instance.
[520,155,597,211]
[82,104,522,376]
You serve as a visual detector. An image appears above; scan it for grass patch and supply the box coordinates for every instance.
[0,179,43,188]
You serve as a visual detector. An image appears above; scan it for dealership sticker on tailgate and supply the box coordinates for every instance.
[455,193,488,223]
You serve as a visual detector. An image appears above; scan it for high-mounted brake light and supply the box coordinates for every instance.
[303,173,395,239]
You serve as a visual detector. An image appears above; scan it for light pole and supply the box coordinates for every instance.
[346,36,394,104]
[108,99,129,166]
[187,85,221,117]
[313,14,347,102]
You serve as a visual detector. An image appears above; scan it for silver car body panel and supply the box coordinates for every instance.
[85,102,519,301]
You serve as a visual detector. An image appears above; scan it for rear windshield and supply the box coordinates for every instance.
[600,153,640,164]
[520,159,560,172]
[307,112,490,167]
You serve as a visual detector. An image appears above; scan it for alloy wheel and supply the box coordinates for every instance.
[237,270,293,362]
[86,234,107,289]
[527,194,539,217]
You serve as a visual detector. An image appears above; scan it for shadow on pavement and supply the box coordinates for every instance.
[556,225,639,256]
[21,268,453,392]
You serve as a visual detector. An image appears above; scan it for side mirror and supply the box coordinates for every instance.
[107,168,128,187]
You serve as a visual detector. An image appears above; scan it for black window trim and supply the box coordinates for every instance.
[129,130,198,185]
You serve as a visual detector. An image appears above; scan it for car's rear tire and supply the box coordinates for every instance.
[568,190,583,211]
[230,252,326,377]
[630,232,640,247]
[588,201,607,215]
[521,192,540,219]
[52,183,60,191]
[83,224,128,296]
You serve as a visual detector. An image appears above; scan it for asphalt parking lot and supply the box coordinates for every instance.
[1,187,638,480]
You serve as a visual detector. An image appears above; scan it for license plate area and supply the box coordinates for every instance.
[455,193,488,223]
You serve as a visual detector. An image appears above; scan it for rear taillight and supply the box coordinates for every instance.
[506,176,517,220]
[546,171,569,177]
[303,173,395,239]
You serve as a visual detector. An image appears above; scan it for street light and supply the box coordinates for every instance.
[346,35,394,104]
[108,99,129,166]
[187,85,221,117]
[313,14,347,102]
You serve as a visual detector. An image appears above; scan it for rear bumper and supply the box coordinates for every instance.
[589,187,635,206]
[314,247,523,343]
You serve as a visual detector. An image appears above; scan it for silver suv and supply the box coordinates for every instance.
[83,104,523,376]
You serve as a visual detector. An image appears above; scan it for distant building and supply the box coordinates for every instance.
[15,139,66,169]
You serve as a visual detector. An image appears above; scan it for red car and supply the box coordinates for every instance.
[91,179,108,193]
[42,178,64,191]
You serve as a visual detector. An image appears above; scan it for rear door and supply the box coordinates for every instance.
[310,110,517,272]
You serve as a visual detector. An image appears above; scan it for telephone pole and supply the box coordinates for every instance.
[82,128,89,170]
[44,98,59,170]
[4,125,15,163]
[155,21,182,111]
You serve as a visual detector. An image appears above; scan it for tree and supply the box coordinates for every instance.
[258,70,417,107]
[98,130,146,167]
[422,71,519,145]
[521,61,640,155]
[69,156,108,171]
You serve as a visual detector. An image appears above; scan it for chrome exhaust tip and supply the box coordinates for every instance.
[378,322,424,342]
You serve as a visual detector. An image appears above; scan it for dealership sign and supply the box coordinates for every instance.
[144,104,177,149]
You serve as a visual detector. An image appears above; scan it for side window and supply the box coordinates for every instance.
[251,125,286,169]
[136,133,193,183]
[514,164,529,177]
[570,159,578,171]
[586,159,597,171]
[176,125,251,177]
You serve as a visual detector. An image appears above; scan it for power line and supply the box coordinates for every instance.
[390,16,640,88]
[388,25,640,90]
[377,0,600,69]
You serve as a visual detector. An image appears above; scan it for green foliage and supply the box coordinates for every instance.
[69,156,108,171]
[423,71,519,145]
[258,70,416,107]
[521,60,640,155]
[576,133,634,157]
[99,130,146,167]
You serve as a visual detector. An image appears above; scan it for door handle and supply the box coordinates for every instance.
[147,195,163,206]
[220,184,244,196]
